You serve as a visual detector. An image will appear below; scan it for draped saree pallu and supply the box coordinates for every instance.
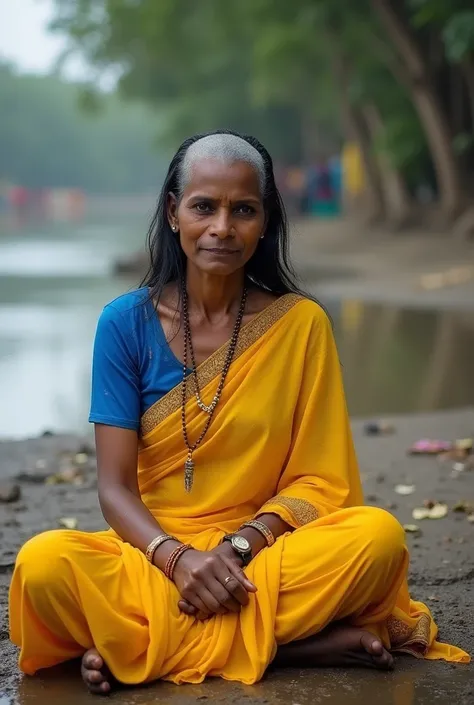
[9,295,470,685]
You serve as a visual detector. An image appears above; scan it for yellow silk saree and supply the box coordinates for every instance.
[9,295,470,684]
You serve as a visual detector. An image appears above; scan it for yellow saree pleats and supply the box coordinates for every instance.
[9,295,470,684]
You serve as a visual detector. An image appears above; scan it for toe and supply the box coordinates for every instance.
[84,651,103,670]
[88,684,109,696]
[360,633,383,656]
[87,670,106,685]
[84,677,111,696]
[360,632,394,670]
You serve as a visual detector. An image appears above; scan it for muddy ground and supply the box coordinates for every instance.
[0,408,473,704]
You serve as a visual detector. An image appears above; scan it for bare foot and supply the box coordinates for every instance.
[274,623,394,671]
[81,648,112,695]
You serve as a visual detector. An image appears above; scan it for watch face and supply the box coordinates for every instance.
[232,535,250,552]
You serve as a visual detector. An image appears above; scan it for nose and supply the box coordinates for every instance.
[209,208,233,240]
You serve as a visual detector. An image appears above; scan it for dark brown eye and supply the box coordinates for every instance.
[235,204,255,215]
[195,202,212,213]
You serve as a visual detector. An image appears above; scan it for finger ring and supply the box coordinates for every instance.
[224,576,233,585]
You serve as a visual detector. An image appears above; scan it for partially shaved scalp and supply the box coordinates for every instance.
[178,133,266,197]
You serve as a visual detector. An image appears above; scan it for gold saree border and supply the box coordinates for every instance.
[387,613,431,657]
[259,495,319,526]
[140,293,303,436]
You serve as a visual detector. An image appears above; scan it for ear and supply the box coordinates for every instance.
[167,192,179,230]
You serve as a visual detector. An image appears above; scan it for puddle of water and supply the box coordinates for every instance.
[5,662,473,705]
[334,299,474,417]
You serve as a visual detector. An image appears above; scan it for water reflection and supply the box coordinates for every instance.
[0,222,473,439]
[8,661,473,705]
[336,300,474,417]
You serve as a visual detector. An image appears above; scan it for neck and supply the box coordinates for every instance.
[184,263,245,319]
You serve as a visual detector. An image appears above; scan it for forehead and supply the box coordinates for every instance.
[182,158,262,198]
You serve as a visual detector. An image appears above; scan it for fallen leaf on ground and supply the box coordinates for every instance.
[403,524,421,533]
[454,438,473,452]
[427,595,439,602]
[412,508,430,520]
[412,503,448,520]
[452,501,474,514]
[467,514,474,524]
[59,517,78,529]
[395,484,416,496]
[46,468,83,485]
[429,503,448,519]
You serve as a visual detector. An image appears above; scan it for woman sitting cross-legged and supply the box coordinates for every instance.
[9,130,470,695]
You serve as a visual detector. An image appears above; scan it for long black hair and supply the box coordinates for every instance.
[140,128,309,303]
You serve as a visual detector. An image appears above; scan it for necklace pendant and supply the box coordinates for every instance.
[197,399,214,414]
[184,453,194,492]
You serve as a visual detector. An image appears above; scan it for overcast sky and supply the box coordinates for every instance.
[0,0,87,79]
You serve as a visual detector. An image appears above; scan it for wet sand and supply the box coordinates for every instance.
[1,408,473,704]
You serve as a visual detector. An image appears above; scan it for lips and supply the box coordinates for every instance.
[202,248,239,255]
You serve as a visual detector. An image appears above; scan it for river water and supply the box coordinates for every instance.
[0,219,473,439]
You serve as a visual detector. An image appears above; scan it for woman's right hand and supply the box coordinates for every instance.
[172,548,256,620]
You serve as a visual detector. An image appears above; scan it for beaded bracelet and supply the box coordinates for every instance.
[145,534,177,563]
[164,543,193,580]
[241,519,275,547]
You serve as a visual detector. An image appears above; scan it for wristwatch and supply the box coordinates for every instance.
[222,534,252,566]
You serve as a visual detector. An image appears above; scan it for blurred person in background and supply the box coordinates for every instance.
[9,130,469,695]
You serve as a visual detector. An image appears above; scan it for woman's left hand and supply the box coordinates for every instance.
[178,542,256,619]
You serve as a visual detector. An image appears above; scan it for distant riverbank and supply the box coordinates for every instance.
[292,218,474,312]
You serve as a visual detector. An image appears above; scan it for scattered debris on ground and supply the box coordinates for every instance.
[0,411,473,703]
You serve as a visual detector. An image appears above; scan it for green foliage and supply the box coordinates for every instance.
[409,0,474,62]
[46,0,474,187]
[453,131,474,155]
[443,12,474,63]
[50,0,342,161]
[0,63,165,191]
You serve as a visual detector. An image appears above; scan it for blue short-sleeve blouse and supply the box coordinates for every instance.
[89,288,188,431]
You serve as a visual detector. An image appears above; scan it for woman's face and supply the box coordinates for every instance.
[168,158,266,276]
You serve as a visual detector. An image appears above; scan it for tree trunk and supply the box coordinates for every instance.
[371,0,464,221]
[332,54,386,223]
[362,104,413,229]
[461,58,474,134]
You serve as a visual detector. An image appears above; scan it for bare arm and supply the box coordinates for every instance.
[95,424,179,569]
